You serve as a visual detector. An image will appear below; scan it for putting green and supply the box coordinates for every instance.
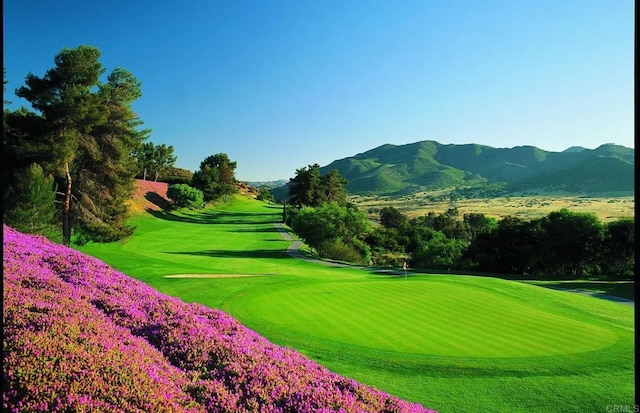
[243,278,618,357]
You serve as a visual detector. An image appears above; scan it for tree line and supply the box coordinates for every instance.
[4,46,239,244]
[284,167,634,279]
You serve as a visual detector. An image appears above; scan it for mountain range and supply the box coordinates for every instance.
[274,140,634,198]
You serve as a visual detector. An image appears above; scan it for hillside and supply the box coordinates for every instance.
[282,140,635,197]
[127,179,170,213]
[127,180,259,214]
[3,225,434,412]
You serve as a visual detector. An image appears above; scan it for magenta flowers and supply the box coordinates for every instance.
[3,226,435,412]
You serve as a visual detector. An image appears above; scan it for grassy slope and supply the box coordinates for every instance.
[77,196,635,412]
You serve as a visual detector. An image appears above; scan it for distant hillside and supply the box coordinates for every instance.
[276,141,634,198]
[246,179,288,189]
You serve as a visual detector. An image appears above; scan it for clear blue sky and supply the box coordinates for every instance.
[3,1,634,182]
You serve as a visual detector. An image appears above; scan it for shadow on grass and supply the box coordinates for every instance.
[227,227,279,233]
[145,209,278,225]
[165,249,290,259]
[145,192,171,210]
[528,281,635,301]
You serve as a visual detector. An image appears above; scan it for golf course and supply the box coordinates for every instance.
[76,194,635,412]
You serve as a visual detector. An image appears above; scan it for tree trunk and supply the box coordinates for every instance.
[63,162,72,246]
[282,200,287,223]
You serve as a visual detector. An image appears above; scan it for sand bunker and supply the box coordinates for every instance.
[164,274,266,279]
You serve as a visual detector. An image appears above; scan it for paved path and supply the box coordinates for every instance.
[274,223,634,307]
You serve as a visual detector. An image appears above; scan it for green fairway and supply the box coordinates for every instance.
[77,196,635,413]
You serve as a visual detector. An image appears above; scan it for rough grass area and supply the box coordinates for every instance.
[77,195,635,412]
[353,194,635,223]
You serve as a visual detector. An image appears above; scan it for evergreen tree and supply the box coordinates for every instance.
[13,46,148,244]
[191,153,238,202]
[288,164,322,207]
[288,165,348,207]
[600,218,634,278]
[3,163,58,240]
[320,169,348,205]
[133,142,177,181]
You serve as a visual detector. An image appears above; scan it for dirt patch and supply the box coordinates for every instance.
[164,274,267,279]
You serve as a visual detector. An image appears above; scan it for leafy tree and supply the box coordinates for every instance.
[537,209,603,277]
[133,142,155,180]
[365,226,405,255]
[167,184,204,210]
[379,206,409,231]
[291,202,371,263]
[164,166,193,184]
[463,213,496,241]
[150,144,177,181]
[3,163,58,240]
[599,218,634,278]
[431,207,467,239]
[412,230,469,270]
[134,142,177,181]
[256,188,275,203]
[466,216,540,274]
[191,153,238,202]
[364,226,409,266]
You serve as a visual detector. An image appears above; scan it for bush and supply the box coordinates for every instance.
[318,239,370,265]
[166,184,204,210]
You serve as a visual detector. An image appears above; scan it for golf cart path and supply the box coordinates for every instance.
[274,223,634,308]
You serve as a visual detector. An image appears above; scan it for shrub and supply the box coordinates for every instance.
[167,184,204,210]
[318,239,370,265]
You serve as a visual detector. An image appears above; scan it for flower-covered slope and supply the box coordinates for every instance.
[3,226,436,413]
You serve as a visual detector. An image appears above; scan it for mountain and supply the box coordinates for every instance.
[301,140,635,197]
[563,146,588,153]
[245,179,288,189]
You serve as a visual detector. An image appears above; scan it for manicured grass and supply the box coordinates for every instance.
[77,196,635,413]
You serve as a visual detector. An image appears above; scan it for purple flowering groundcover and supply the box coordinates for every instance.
[3,225,436,412]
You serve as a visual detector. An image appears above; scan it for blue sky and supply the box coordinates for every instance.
[4,1,634,181]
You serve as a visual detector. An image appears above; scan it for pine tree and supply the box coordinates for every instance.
[4,163,58,240]
[14,46,149,244]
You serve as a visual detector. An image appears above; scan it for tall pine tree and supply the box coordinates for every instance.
[13,46,149,244]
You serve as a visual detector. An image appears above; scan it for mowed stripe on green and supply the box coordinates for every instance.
[243,278,618,357]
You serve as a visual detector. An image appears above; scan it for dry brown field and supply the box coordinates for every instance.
[352,194,635,223]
